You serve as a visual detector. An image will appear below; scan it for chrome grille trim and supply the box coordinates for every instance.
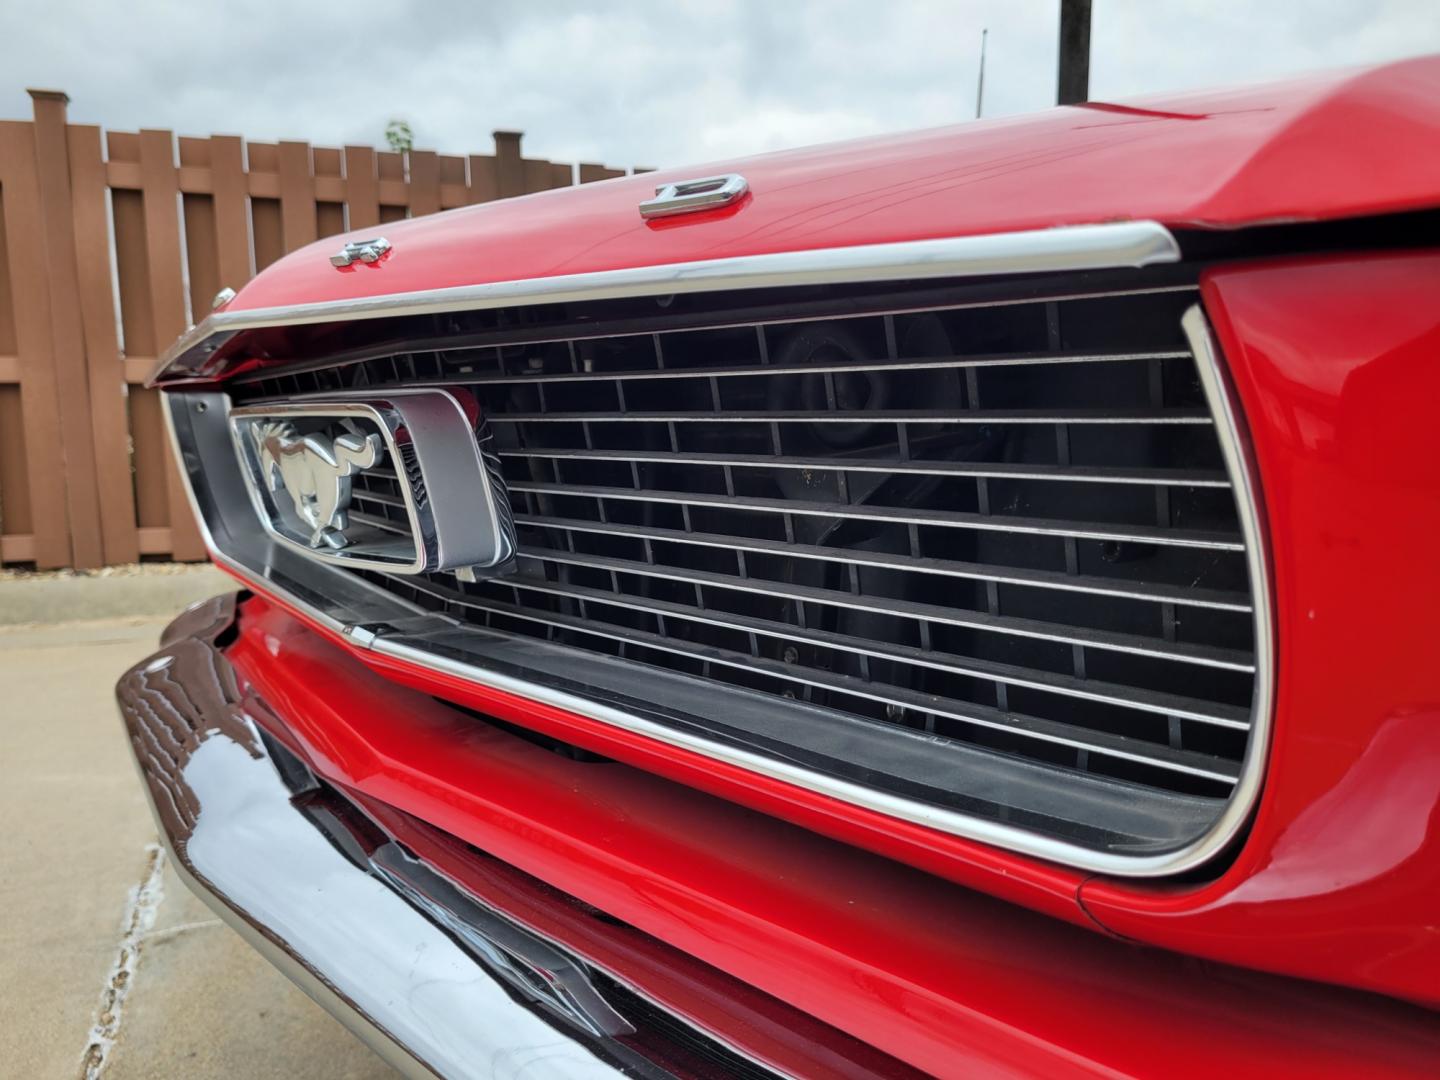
[501,448,1232,488]
[497,408,1214,425]
[460,349,1195,386]
[506,481,1247,550]
[509,513,1254,612]
[1175,304,1274,878]
[157,222,1276,877]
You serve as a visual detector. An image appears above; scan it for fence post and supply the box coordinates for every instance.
[30,90,105,567]
[493,131,524,199]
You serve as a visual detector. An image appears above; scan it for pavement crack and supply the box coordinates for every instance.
[78,843,168,1080]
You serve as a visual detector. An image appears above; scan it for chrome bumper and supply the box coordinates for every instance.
[115,595,782,1080]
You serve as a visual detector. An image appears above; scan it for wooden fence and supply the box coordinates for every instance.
[0,89,644,569]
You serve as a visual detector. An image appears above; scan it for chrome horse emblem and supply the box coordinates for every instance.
[252,422,382,549]
[232,391,513,574]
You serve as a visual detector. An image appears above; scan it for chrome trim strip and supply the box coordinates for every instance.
[459,349,1195,386]
[1175,304,1276,875]
[507,480,1246,550]
[496,407,1213,425]
[147,221,1180,385]
[500,447,1233,488]
[509,513,1254,612]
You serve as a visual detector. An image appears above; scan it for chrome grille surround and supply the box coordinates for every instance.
[159,224,1274,877]
[229,389,517,574]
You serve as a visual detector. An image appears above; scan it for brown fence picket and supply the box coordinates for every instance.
[139,127,206,561]
[377,150,407,223]
[439,155,467,209]
[0,383,28,561]
[68,122,138,564]
[409,149,441,217]
[0,174,28,561]
[278,140,317,254]
[105,128,168,560]
[107,133,153,356]
[248,142,285,272]
[180,136,223,327]
[210,135,251,292]
[342,145,377,231]
[314,147,346,239]
[0,92,639,566]
[0,183,16,358]
[526,157,569,192]
[0,120,71,567]
[580,163,625,184]
[30,92,104,568]
[467,152,499,203]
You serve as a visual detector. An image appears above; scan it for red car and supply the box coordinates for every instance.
[121,57,1440,1078]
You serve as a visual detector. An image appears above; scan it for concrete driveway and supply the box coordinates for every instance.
[0,597,398,1078]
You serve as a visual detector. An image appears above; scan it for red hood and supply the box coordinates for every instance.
[232,56,1440,312]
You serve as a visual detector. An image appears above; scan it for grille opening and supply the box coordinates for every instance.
[236,280,1261,826]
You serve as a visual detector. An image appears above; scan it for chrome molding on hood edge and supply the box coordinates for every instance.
[147,221,1180,386]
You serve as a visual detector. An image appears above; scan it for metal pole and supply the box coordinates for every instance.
[1057,0,1091,105]
[976,28,988,119]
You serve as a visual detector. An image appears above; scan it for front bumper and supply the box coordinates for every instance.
[117,594,905,1080]
[117,593,1440,1079]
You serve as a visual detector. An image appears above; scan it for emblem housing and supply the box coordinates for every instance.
[638,174,748,219]
[229,389,515,575]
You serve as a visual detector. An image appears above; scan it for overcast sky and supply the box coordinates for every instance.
[2,1,1437,171]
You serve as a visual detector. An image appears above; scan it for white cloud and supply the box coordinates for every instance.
[0,0,1436,170]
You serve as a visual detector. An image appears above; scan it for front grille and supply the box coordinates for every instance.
[236,279,1260,821]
